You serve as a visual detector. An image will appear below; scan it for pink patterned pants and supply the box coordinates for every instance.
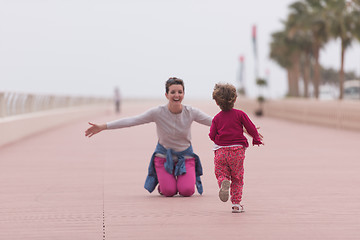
[214,146,245,204]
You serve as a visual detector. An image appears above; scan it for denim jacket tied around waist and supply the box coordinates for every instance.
[144,142,203,194]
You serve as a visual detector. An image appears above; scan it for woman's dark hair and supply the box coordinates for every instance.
[165,77,185,93]
[212,83,237,111]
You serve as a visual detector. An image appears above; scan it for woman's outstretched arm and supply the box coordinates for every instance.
[85,122,107,138]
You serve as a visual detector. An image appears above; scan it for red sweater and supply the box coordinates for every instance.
[209,109,262,147]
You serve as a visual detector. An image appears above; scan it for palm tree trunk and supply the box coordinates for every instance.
[339,42,345,100]
[288,68,299,97]
[287,69,293,96]
[313,46,321,99]
[292,54,300,97]
[287,54,301,97]
[303,53,311,98]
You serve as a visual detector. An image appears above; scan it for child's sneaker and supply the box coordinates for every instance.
[219,180,230,202]
[232,204,244,213]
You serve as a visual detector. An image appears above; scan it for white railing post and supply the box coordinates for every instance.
[0,92,5,117]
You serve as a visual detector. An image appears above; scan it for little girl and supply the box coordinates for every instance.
[209,83,263,213]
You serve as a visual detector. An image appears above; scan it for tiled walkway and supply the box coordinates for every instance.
[1,100,360,239]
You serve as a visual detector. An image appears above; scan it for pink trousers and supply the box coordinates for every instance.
[154,156,196,197]
[214,146,245,204]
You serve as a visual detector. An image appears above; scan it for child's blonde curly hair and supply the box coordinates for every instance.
[212,83,237,111]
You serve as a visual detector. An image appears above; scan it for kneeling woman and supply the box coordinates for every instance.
[85,77,212,197]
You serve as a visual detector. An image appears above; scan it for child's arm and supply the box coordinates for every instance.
[241,113,263,146]
[209,119,217,142]
[243,126,263,142]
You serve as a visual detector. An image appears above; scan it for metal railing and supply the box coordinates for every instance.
[236,97,360,131]
[0,91,111,118]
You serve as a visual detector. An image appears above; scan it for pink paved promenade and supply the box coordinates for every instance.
[1,99,360,239]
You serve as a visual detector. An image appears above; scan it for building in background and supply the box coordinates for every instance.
[344,79,360,100]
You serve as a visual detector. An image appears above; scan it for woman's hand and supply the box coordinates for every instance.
[85,122,107,137]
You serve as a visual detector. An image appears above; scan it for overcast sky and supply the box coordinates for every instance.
[1,0,360,100]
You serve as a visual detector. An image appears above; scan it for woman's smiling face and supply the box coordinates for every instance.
[166,84,184,104]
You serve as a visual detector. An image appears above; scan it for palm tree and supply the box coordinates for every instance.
[326,0,360,99]
[287,1,314,97]
[303,0,329,99]
[270,0,360,99]
[269,31,294,96]
[286,35,302,97]
[269,1,314,98]
[270,0,329,98]
[351,0,360,38]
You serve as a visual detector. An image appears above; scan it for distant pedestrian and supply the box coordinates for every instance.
[209,83,263,213]
[114,87,121,114]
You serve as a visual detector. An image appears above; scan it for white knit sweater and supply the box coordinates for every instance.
[107,104,212,152]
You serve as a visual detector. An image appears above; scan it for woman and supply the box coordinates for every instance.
[85,77,212,197]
